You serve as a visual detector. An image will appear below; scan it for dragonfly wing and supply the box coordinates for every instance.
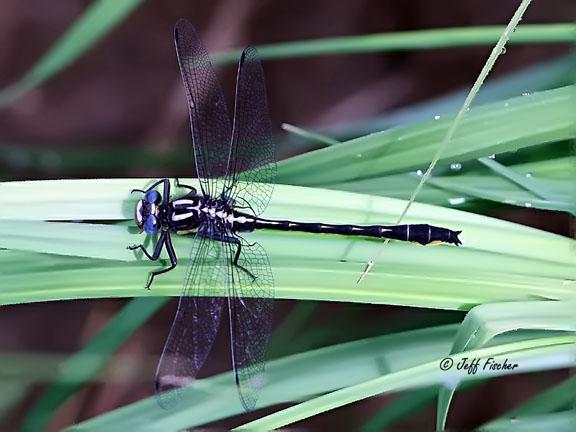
[155,222,227,409]
[174,18,233,197]
[224,46,276,215]
[225,237,274,411]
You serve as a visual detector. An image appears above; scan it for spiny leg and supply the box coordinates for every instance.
[203,231,256,281]
[127,232,166,261]
[128,231,177,289]
[145,232,177,290]
[131,178,169,196]
[174,177,197,194]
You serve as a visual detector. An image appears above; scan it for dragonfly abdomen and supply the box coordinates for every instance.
[253,218,461,246]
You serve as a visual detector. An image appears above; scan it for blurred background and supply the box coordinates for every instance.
[0,0,574,430]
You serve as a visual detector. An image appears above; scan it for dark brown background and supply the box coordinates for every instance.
[0,0,574,430]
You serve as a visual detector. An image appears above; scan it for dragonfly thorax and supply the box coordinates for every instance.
[171,196,252,232]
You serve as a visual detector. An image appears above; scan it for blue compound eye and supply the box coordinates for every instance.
[143,215,159,234]
[144,189,161,204]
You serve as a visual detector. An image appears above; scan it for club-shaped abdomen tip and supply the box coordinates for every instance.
[453,230,463,246]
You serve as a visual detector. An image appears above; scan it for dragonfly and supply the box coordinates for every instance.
[128,18,462,411]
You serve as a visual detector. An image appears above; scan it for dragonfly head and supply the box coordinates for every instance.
[135,189,162,235]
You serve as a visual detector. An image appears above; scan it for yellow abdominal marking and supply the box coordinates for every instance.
[176,229,198,235]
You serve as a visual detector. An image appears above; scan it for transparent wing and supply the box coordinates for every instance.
[174,18,232,198]
[224,47,277,216]
[154,222,227,409]
[225,237,274,411]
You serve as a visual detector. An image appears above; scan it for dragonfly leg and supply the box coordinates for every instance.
[228,237,256,281]
[127,234,165,260]
[128,232,176,290]
[202,231,256,281]
[145,232,177,290]
[131,178,169,196]
[174,177,197,194]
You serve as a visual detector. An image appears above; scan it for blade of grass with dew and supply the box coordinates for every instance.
[277,86,575,186]
[436,300,576,431]
[478,411,576,432]
[21,297,167,432]
[327,55,574,138]
[235,336,576,431]
[332,174,460,208]
[282,123,576,213]
[332,162,576,213]
[357,0,534,283]
[65,326,555,431]
[477,156,554,199]
[426,174,576,214]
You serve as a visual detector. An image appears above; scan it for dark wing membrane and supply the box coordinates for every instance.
[224,47,276,216]
[174,19,232,197]
[225,237,274,411]
[155,222,226,409]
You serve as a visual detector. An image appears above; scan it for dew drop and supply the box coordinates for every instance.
[521,92,531,96]
[500,47,507,55]
[449,197,466,205]
[525,172,532,178]
[434,115,441,120]
[416,169,424,176]
[450,163,462,171]
[488,154,496,159]
[524,202,533,208]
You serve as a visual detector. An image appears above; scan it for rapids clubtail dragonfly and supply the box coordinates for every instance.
[129,18,462,411]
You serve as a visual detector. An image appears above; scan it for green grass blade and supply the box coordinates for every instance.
[327,55,573,137]
[65,325,458,431]
[21,297,166,432]
[477,157,557,200]
[481,375,576,428]
[65,326,556,431]
[437,301,576,430]
[1,180,574,309]
[0,0,143,107]
[478,411,576,432]
[425,174,576,214]
[278,86,575,186]
[235,336,576,430]
[281,123,339,146]
[360,387,438,431]
[214,24,576,64]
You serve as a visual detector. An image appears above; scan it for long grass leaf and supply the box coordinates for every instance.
[21,297,166,432]
[0,0,143,106]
